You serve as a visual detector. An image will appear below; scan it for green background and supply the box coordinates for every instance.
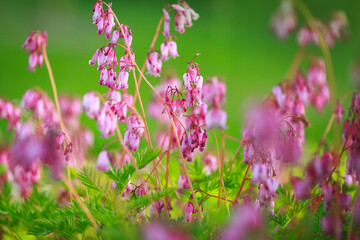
[1,0,359,154]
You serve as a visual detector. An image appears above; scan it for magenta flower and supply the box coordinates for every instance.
[334,101,344,123]
[202,153,217,175]
[290,177,311,200]
[184,202,195,222]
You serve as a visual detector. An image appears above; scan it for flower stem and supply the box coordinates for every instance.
[233,144,259,204]
[133,16,164,106]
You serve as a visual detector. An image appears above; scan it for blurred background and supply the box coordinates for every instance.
[1,0,360,154]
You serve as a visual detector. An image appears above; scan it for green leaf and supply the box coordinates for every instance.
[134,148,161,169]
[77,167,101,192]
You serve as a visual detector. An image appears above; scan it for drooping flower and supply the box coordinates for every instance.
[82,92,101,119]
[177,174,190,191]
[163,9,171,37]
[172,2,199,33]
[96,150,110,172]
[269,0,297,39]
[334,101,344,123]
[202,153,217,175]
[22,31,47,71]
[184,202,196,222]
[146,52,162,77]
[124,114,144,151]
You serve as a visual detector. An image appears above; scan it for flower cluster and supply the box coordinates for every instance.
[22,31,47,71]
[90,1,134,89]
[203,77,227,129]
[0,98,20,131]
[270,0,297,39]
[270,0,349,48]
[145,1,198,77]
[242,56,332,213]
[298,11,348,47]
[82,90,134,138]
[343,92,360,184]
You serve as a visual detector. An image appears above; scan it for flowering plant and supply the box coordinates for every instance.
[0,0,359,239]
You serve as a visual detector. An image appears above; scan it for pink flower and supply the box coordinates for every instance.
[328,11,348,39]
[63,143,73,161]
[206,108,227,129]
[252,163,269,183]
[104,13,115,39]
[297,27,316,46]
[351,92,360,112]
[270,0,297,39]
[0,99,21,131]
[202,153,217,175]
[334,101,344,123]
[97,108,117,138]
[258,178,278,214]
[221,202,263,240]
[115,70,128,89]
[290,177,311,200]
[150,200,165,217]
[181,133,194,162]
[146,52,162,77]
[92,1,103,24]
[174,12,186,34]
[23,31,47,71]
[55,131,65,150]
[186,86,202,107]
[21,89,41,110]
[82,92,101,119]
[168,41,179,59]
[184,202,195,222]
[163,9,170,37]
[124,114,144,151]
[96,150,110,172]
[307,58,326,86]
[172,2,199,33]
[177,174,190,191]
[110,29,120,43]
[160,42,170,61]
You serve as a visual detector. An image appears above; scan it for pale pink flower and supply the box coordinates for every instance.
[202,153,217,175]
[252,163,269,183]
[82,91,101,119]
[329,11,348,39]
[168,41,179,59]
[206,108,227,129]
[97,150,110,172]
[163,9,170,36]
[146,52,162,77]
[297,27,316,46]
[221,202,263,240]
[270,0,297,39]
[160,42,170,61]
[177,174,190,191]
[97,108,117,138]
